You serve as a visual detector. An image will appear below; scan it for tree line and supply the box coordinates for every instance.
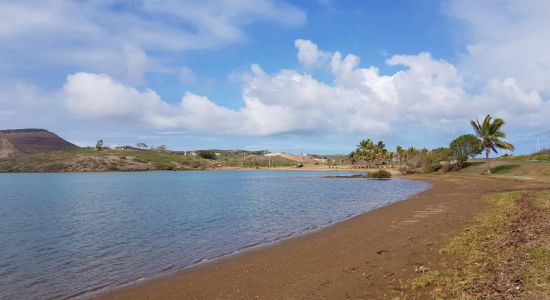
[348,114,514,174]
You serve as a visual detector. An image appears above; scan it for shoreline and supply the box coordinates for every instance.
[80,176,427,299]
[96,175,550,299]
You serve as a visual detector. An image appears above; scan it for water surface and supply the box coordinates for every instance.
[0,171,430,299]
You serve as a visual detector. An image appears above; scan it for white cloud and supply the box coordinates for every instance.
[5,1,550,153]
[447,0,550,94]
[0,0,305,81]
[64,72,168,122]
[295,39,331,69]
[61,39,550,139]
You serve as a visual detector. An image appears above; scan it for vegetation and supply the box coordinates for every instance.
[345,114,515,174]
[498,149,550,162]
[0,113,524,175]
[365,169,392,179]
[449,134,482,169]
[422,147,452,173]
[0,146,319,172]
[348,139,391,168]
[348,139,440,173]
[95,139,103,151]
[470,114,515,174]
[408,190,550,298]
[197,150,217,160]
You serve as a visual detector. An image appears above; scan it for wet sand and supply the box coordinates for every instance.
[97,175,550,299]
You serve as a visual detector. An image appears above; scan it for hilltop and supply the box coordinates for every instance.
[0,129,78,158]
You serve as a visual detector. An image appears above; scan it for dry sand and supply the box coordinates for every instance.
[97,175,550,299]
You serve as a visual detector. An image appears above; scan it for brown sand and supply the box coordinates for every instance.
[97,175,550,299]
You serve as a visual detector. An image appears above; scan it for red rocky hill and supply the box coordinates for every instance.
[0,129,78,158]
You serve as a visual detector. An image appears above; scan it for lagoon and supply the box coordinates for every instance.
[0,171,429,299]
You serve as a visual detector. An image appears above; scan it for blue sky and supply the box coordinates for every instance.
[1,0,550,154]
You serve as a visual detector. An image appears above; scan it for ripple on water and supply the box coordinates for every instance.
[0,171,429,299]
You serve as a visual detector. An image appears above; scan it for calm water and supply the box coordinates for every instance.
[0,171,430,299]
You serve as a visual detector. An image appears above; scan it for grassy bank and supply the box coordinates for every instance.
[0,148,311,172]
[498,150,550,162]
[455,160,550,182]
[408,190,550,298]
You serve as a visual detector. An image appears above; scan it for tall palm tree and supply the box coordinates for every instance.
[470,114,515,174]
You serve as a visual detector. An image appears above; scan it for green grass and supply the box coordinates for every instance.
[0,148,209,171]
[499,149,550,162]
[532,190,550,210]
[490,164,520,174]
[0,147,305,172]
[522,191,550,297]
[408,190,550,298]
[523,242,550,296]
[409,271,442,290]
[455,159,550,182]
[365,169,392,179]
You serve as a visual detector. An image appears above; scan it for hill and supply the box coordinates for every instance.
[0,129,78,158]
[0,129,345,172]
[497,149,550,162]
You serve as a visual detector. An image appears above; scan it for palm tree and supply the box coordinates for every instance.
[470,114,515,174]
[395,145,404,168]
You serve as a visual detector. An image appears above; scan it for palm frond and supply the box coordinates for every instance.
[470,119,482,137]
[489,118,505,134]
[493,131,506,138]
[489,143,499,154]
[482,115,492,135]
[495,140,515,151]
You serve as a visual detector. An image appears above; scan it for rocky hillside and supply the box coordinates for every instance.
[0,129,78,158]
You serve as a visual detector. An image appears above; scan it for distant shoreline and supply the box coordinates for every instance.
[0,167,393,174]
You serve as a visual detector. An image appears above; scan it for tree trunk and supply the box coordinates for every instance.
[485,148,491,174]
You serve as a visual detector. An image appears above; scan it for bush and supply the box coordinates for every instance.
[422,147,452,173]
[449,134,482,169]
[154,161,176,170]
[197,150,217,160]
[366,169,392,179]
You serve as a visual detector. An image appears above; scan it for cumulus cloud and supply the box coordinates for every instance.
[64,72,245,133]
[51,41,512,135]
[447,0,550,94]
[62,40,550,138]
[64,72,168,122]
[295,39,331,69]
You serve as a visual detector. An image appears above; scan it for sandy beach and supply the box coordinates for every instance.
[95,175,549,299]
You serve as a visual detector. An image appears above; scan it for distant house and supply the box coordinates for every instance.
[215,152,222,157]
[109,145,124,150]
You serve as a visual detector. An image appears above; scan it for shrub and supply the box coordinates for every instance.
[197,150,217,160]
[422,147,452,173]
[153,161,176,170]
[366,169,392,179]
[449,134,482,169]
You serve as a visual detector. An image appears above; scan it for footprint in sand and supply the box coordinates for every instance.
[390,203,450,229]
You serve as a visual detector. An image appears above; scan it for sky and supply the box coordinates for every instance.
[1,0,550,154]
